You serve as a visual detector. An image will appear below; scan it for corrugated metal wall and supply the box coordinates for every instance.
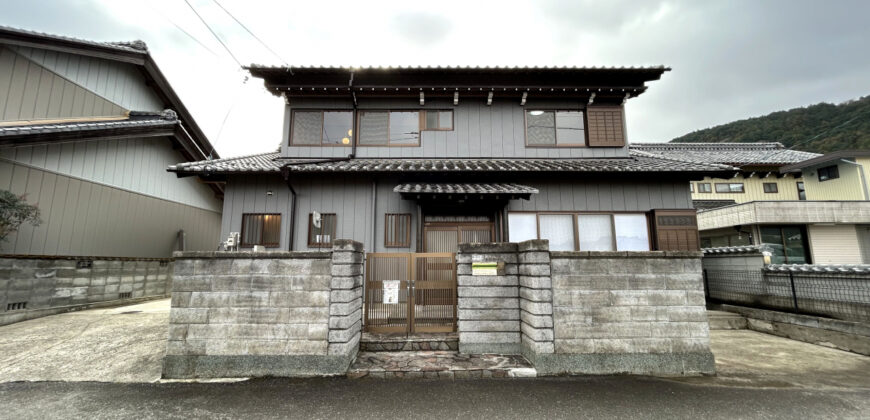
[808,224,864,264]
[280,98,630,159]
[0,160,221,257]
[1,137,221,212]
[5,45,163,113]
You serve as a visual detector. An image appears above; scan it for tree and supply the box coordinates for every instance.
[0,190,41,243]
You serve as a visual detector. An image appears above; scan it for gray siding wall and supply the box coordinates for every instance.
[0,46,127,121]
[1,136,222,212]
[0,161,221,257]
[281,98,629,159]
[221,176,692,253]
[5,45,163,114]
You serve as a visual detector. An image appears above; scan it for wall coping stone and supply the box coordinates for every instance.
[458,242,518,253]
[518,239,550,252]
[0,254,172,262]
[550,251,703,259]
[173,251,332,259]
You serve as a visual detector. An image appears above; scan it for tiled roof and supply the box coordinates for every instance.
[247,64,670,71]
[169,152,735,175]
[764,264,870,274]
[394,183,539,195]
[693,200,737,211]
[0,110,177,137]
[630,142,820,166]
[702,245,771,255]
[0,25,148,53]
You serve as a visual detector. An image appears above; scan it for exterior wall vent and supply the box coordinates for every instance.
[119,292,132,299]
[76,259,93,269]
[6,302,27,311]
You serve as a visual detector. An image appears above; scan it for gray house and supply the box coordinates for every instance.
[0,27,221,324]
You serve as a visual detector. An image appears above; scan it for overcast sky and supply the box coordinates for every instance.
[2,0,869,158]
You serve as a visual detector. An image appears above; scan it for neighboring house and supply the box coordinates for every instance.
[0,26,222,257]
[781,150,870,201]
[630,142,820,208]
[170,66,733,255]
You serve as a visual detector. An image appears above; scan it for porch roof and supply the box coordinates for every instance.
[394,183,539,195]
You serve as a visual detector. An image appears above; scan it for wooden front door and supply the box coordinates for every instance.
[423,222,495,252]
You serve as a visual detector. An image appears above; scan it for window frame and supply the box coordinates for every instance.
[714,183,745,193]
[817,165,840,182]
[307,213,337,248]
[797,181,806,200]
[763,182,779,193]
[240,213,282,248]
[356,110,422,147]
[689,183,694,193]
[289,110,354,147]
[421,110,454,131]
[384,213,412,248]
[524,109,588,148]
[507,211,652,251]
[697,183,712,193]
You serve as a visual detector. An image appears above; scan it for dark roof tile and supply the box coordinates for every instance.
[630,142,820,166]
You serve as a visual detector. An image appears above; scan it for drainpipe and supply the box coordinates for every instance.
[371,179,377,252]
[839,159,870,200]
[281,167,297,251]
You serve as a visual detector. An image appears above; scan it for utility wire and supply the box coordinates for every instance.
[145,2,219,57]
[183,0,243,67]
[760,109,870,162]
[211,0,290,68]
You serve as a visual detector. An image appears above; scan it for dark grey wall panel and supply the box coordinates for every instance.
[507,180,692,212]
[0,161,221,257]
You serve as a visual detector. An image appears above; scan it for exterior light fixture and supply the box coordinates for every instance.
[266,190,273,196]
[529,110,544,116]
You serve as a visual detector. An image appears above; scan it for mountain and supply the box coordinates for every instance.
[670,95,870,153]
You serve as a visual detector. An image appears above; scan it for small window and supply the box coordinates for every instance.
[526,110,586,147]
[422,110,453,130]
[797,181,806,200]
[763,183,778,193]
[697,183,712,193]
[291,111,353,146]
[308,213,337,248]
[818,165,839,182]
[715,183,744,193]
[241,214,281,247]
[385,213,412,247]
[689,183,694,193]
[359,111,421,146]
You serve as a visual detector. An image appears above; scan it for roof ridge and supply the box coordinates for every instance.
[631,142,785,149]
[246,64,672,71]
[0,25,148,54]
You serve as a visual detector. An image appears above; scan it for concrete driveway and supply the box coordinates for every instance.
[1,299,870,391]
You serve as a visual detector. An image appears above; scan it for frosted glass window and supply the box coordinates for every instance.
[614,214,650,251]
[555,111,585,145]
[291,111,322,145]
[527,111,556,145]
[359,111,389,145]
[508,213,537,243]
[539,214,575,251]
[577,215,614,251]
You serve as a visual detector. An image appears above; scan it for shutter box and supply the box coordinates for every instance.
[586,106,626,147]
[652,209,700,251]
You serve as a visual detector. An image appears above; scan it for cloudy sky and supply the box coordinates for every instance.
[2,0,869,158]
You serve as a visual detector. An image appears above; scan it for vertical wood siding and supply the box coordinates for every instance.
[691,174,803,203]
[0,161,221,257]
[0,46,127,121]
[507,179,692,212]
[281,98,630,159]
[7,45,163,113]
[1,136,222,212]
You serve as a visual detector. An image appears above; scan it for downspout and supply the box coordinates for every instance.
[281,167,297,251]
[371,179,377,252]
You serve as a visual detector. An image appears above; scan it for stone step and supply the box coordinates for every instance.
[707,310,748,330]
[348,351,536,379]
[360,332,459,351]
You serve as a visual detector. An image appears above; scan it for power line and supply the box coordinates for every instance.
[145,2,218,57]
[760,109,870,162]
[211,0,290,68]
[183,0,243,67]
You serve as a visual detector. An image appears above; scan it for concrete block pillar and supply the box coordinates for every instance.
[518,240,555,362]
[457,243,521,355]
[327,240,364,359]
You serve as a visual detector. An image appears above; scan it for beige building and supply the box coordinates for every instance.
[782,150,870,201]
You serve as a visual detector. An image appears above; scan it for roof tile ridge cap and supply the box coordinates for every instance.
[186,151,279,165]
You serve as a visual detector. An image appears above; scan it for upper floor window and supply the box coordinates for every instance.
[697,183,712,193]
[359,111,421,146]
[291,111,353,146]
[525,110,586,147]
[241,213,281,247]
[689,183,694,193]
[797,181,806,200]
[423,110,453,130]
[818,165,839,182]
[715,183,744,193]
[763,183,778,193]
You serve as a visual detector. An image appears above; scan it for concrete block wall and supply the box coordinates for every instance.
[0,256,172,326]
[456,243,521,354]
[163,240,364,379]
[541,251,715,375]
[518,240,555,362]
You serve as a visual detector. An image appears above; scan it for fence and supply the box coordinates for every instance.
[704,269,870,322]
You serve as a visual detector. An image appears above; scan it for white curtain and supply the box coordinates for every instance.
[577,214,614,251]
[539,214,575,251]
[614,214,650,251]
[508,213,537,243]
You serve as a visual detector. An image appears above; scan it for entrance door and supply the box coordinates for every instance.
[424,222,495,252]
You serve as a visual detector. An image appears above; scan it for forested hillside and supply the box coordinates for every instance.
[671,95,870,153]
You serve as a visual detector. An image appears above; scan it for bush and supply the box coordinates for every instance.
[0,189,41,243]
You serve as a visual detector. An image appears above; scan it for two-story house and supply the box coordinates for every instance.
[170,66,733,258]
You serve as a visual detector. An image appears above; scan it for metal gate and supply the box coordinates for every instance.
[364,252,457,334]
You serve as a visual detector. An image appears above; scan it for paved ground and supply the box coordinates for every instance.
[1,300,870,418]
[0,299,169,383]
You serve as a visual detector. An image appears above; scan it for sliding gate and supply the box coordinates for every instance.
[364,252,457,334]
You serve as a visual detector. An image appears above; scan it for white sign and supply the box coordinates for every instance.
[383,280,400,304]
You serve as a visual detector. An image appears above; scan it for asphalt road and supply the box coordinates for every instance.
[1,376,868,420]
